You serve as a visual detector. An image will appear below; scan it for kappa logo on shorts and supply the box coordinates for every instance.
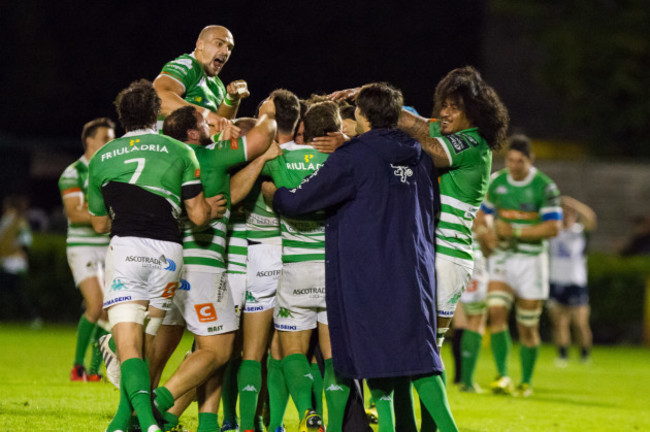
[195,303,217,322]
[276,307,293,318]
[111,278,126,291]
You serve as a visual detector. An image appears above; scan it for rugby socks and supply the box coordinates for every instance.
[520,345,539,385]
[238,360,262,430]
[267,356,289,431]
[461,330,483,387]
[413,374,458,432]
[491,330,512,377]
[74,315,96,366]
[451,329,464,384]
[323,359,351,432]
[163,412,179,430]
[558,346,568,359]
[420,368,447,431]
[367,378,395,432]
[281,353,314,416]
[106,373,133,432]
[580,346,591,361]
[197,412,220,432]
[153,385,175,415]
[311,362,324,417]
[222,357,241,426]
[89,326,110,375]
[122,358,160,431]
[393,377,417,432]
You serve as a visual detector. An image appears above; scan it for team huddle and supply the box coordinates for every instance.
[58,24,575,432]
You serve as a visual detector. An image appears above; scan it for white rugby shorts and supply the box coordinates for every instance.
[244,243,282,313]
[66,246,107,287]
[163,268,238,336]
[488,250,550,300]
[103,236,182,311]
[460,249,489,313]
[274,261,327,332]
[435,256,473,318]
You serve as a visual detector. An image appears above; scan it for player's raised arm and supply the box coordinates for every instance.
[398,109,450,167]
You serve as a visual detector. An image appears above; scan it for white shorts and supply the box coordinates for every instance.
[67,246,107,287]
[488,250,549,300]
[274,262,327,332]
[228,272,247,317]
[244,243,281,313]
[435,256,473,318]
[460,250,488,314]
[163,268,238,336]
[103,236,182,311]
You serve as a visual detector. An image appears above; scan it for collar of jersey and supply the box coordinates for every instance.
[507,166,537,187]
[123,128,157,137]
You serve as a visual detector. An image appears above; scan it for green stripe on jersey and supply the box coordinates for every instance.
[227,212,248,274]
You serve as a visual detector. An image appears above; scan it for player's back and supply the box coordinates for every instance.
[88,131,200,243]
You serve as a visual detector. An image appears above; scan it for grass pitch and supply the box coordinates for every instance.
[0,323,649,431]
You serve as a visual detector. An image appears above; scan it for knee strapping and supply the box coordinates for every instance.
[107,303,147,326]
[437,327,450,348]
[516,307,542,326]
[145,316,163,336]
[487,291,514,309]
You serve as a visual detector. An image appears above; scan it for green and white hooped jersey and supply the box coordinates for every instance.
[88,129,200,218]
[245,188,281,245]
[156,52,227,130]
[58,156,109,247]
[182,138,247,272]
[262,142,329,263]
[481,167,562,255]
[430,123,492,268]
[226,207,248,275]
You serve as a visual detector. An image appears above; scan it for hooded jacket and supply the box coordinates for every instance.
[273,128,442,378]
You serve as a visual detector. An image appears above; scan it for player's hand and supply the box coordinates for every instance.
[495,219,515,239]
[328,87,361,103]
[221,123,242,141]
[312,131,349,154]
[258,97,276,118]
[261,181,277,206]
[226,80,250,101]
[206,111,231,135]
[261,141,283,162]
[207,194,227,219]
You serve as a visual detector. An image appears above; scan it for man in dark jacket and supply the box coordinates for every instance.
[263,83,458,432]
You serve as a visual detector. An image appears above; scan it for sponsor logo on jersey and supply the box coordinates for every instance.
[100,144,169,161]
[285,162,323,171]
[495,185,508,195]
[498,209,539,221]
[103,296,132,307]
[111,278,126,291]
[292,287,325,296]
[194,168,201,178]
[208,324,224,333]
[390,164,414,184]
[448,134,470,153]
[276,307,293,318]
[163,258,177,272]
[195,303,218,322]
[256,270,281,278]
[178,279,191,291]
[230,138,239,150]
[129,139,140,147]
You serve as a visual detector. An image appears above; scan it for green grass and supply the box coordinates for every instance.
[1,323,649,431]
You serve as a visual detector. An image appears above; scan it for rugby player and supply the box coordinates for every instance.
[148,103,276,432]
[153,25,249,134]
[476,134,562,396]
[88,79,221,432]
[59,117,115,382]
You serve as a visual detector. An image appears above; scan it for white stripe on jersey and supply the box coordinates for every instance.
[440,195,479,216]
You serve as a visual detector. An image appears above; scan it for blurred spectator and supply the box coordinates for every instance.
[620,215,650,256]
[0,194,41,325]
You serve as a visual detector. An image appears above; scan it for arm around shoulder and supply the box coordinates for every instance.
[398,109,450,168]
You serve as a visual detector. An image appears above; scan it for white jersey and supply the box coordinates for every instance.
[549,223,588,286]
